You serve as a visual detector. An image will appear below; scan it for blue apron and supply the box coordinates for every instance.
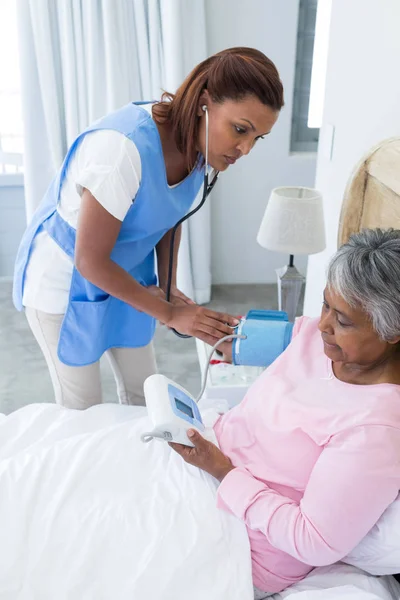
[13,102,204,366]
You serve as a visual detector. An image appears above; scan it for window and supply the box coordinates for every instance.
[0,0,24,175]
[308,0,332,129]
[290,0,319,153]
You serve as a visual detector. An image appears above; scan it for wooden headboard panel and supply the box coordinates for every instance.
[338,137,400,246]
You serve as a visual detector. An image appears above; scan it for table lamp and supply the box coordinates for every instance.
[256,186,326,322]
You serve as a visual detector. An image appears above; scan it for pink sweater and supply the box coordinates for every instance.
[214,316,400,593]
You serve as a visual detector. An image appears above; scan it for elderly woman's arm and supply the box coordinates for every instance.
[216,424,400,566]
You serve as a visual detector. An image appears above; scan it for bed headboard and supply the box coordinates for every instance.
[338,137,400,246]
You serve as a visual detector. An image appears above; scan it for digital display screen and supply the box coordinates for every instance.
[175,398,194,419]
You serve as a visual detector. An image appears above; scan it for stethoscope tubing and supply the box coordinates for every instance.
[165,104,220,339]
[165,170,219,338]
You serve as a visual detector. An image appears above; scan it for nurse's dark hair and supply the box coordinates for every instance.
[152,47,284,170]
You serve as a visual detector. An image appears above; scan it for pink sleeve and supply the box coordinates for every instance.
[291,316,311,340]
[217,425,400,566]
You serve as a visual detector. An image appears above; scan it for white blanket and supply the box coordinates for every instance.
[0,404,253,600]
[1,404,399,600]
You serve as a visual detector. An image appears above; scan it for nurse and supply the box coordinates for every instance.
[13,46,283,409]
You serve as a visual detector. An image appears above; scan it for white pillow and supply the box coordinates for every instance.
[343,494,400,575]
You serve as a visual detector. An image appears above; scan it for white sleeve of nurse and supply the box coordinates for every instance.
[216,424,400,566]
[74,129,142,221]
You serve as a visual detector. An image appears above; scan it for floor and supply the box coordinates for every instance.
[0,280,289,414]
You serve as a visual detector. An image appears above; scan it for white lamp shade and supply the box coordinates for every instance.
[257,186,326,255]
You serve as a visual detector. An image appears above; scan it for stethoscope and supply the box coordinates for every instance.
[165,105,220,339]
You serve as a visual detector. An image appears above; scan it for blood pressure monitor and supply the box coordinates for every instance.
[141,374,205,447]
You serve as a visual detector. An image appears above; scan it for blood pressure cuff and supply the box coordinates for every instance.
[232,310,293,367]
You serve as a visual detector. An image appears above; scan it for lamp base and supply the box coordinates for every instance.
[276,263,305,322]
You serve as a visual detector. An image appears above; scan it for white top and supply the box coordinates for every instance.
[23,104,152,314]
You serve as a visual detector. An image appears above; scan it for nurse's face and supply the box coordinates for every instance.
[196,93,279,171]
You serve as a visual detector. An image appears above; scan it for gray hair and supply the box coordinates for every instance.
[327,228,400,341]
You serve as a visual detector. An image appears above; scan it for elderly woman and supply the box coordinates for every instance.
[171,228,400,599]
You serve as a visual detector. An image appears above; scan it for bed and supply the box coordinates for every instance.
[0,401,399,600]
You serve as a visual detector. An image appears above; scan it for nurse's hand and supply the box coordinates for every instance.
[213,340,233,362]
[146,285,196,306]
[147,285,166,300]
[169,429,234,482]
[166,305,240,346]
[147,284,195,307]
[163,285,196,306]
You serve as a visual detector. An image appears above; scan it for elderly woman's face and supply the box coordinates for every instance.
[318,286,395,366]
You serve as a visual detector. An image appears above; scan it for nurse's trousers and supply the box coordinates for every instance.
[25,307,157,409]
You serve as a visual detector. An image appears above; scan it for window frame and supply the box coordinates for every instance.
[290,0,320,154]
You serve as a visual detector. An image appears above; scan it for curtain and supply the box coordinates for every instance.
[16,0,211,303]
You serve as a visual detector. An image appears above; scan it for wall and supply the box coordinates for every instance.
[0,178,25,278]
[205,0,317,284]
[304,0,400,316]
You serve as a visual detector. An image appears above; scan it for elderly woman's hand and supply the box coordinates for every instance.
[169,429,234,482]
